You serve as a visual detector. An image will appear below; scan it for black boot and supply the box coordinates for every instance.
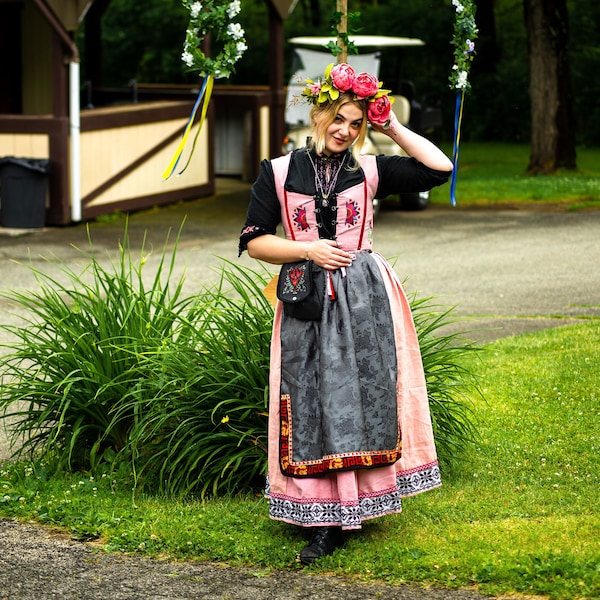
[299,526,344,565]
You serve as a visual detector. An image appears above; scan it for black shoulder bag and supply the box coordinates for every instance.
[276,260,325,321]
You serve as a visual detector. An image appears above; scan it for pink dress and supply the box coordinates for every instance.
[261,151,442,530]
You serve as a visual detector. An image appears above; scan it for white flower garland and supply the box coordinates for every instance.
[449,0,478,91]
[181,0,247,79]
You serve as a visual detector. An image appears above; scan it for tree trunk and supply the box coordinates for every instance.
[523,0,576,173]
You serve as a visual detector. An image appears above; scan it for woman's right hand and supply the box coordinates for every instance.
[308,239,354,271]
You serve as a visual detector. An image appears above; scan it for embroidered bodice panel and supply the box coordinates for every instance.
[271,151,379,252]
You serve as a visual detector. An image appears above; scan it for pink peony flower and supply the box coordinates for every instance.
[367,95,392,126]
[352,72,379,99]
[330,63,356,92]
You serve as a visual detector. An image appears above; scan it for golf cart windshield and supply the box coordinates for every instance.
[285,35,425,127]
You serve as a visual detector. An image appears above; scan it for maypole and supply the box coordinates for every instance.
[336,0,348,63]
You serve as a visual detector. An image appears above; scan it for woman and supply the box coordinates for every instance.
[239,63,453,564]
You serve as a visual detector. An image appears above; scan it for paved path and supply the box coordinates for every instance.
[2,183,598,343]
[378,203,600,340]
[0,518,490,600]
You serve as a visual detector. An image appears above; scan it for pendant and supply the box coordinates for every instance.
[321,192,329,207]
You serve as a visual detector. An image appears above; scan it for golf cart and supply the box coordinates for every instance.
[283,35,443,212]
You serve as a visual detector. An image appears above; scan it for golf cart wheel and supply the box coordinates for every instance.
[400,191,430,211]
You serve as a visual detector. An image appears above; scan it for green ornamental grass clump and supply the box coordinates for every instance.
[0,224,479,497]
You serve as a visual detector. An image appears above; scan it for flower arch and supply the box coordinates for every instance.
[163,1,247,180]
[181,0,247,79]
[164,0,477,198]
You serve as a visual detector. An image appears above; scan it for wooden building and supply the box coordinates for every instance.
[0,0,293,225]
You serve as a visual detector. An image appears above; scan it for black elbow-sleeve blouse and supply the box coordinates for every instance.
[239,152,451,255]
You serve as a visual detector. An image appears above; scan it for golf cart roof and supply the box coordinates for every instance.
[288,35,425,50]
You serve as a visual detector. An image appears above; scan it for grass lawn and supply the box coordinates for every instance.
[2,319,600,599]
[429,143,600,209]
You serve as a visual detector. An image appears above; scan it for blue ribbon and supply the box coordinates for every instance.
[162,76,211,180]
[450,90,464,207]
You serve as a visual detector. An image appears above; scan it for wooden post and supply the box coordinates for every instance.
[269,1,286,159]
[336,0,347,63]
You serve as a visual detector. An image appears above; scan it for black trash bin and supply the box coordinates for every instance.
[0,157,50,228]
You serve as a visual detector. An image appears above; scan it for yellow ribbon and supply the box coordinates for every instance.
[450,90,465,206]
[162,74,214,180]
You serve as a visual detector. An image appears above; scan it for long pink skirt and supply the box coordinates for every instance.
[266,253,441,530]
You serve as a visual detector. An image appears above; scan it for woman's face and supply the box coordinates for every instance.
[323,102,364,155]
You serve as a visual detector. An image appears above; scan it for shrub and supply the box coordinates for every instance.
[0,225,201,471]
[124,259,273,497]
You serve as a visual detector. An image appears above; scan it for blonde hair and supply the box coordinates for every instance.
[308,93,368,166]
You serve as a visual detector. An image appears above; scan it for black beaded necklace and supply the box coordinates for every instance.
[308,152,346,208]
[307,151,347,240]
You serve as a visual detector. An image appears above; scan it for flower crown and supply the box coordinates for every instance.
[301,63,394,128]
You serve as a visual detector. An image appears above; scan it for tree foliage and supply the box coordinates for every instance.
[100,0,191,85]
[90,0,600,146]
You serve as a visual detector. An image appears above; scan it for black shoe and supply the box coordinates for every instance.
[299,527,344,565]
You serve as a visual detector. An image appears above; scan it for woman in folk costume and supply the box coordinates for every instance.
[239,63,453,564]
